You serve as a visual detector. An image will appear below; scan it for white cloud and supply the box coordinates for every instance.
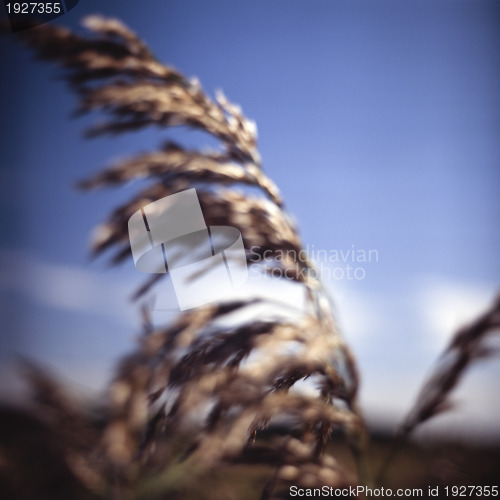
[2,250,498,440]
[325,275,500,440]
[415,275,497,350]
[328,283,385,343]
[0,248,138,325]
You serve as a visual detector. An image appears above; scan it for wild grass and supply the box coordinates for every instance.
[1,15,499,500]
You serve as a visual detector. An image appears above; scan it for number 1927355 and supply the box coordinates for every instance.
[6,3,62,14]
[444,486,498,497]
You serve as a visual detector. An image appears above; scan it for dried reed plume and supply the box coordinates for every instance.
[378,294,500,483]
[10,15,365,499]
[400,294,500,437]
[6,14,497,500]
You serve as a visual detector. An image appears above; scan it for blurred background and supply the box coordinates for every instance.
[1,0,499,444]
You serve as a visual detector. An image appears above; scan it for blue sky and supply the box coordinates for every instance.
[1,0,499,439]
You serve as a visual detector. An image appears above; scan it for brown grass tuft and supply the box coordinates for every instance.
[11,15,365,499]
